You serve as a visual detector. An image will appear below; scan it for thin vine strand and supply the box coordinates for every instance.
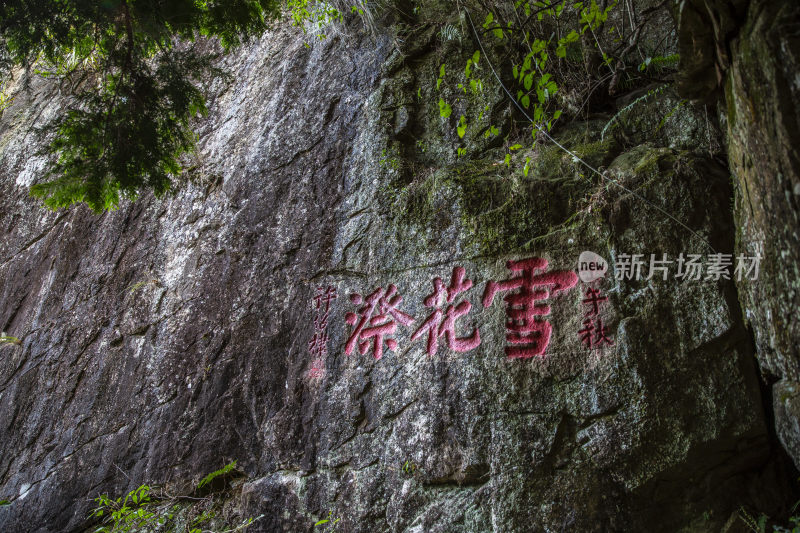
[462,6,716,254]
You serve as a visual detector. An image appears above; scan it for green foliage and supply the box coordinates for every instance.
[379,147,401,170]
[401,460,417,476]
[457,114,468,138]
[740,499,800,533]
[196,461,237,491]
[90,462,260,533]
[0,0,280,212]
[287,0,343,37]
[0,332,21,346]
[601,84,667,140]
[314,509,341,530]
[438,98,452,118]
[91,485,160,533]
[287,0,367,40]
[418,0,676,180]
[0,82,13,115]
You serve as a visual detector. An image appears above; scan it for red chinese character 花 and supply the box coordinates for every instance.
[411,266,481,356]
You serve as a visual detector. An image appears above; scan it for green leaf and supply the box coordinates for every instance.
[314,519,330,526]
[523,157,531,177]
[465,59,472,78]
[472,50,480,64]
[457,115,467,138]
[524,73,533,91]
[0,335,20,345]
[521,94,530,108]
[556,45,566,58]
[553,109,562,120]
[483,13,494,28]
[197,461,237,490]
[438,99,452,118]
[509,144,523,151]
[439,63,446,78]
[504,153,511,167]
[512,65,519,79]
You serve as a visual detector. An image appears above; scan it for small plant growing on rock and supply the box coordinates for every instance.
[91,485,161,532]
[314,509,341,531]
[90,461,261,532]
[401,460,418,477]
[740,504,800,533]
[0,332,21,346]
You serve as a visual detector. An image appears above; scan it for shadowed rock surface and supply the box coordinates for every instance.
[675,0,800,471]
[0,3,798,532]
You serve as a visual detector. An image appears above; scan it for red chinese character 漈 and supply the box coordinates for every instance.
[411,266,481,356]
[483,257,578,359]
[345,285,415,360]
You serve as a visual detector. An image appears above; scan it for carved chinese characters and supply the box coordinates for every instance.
[344,285,414,360]
[308,286,337,378]
[411,267,480,356]
[482,258,578,359]
[339,257,579,362]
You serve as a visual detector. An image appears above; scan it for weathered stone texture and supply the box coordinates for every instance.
[0,8,795,533]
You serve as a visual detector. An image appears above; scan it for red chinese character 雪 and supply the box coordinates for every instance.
[483,257,578,359]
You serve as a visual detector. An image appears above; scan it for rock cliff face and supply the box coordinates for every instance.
[675,0,800,471]
[0,4,797,533]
